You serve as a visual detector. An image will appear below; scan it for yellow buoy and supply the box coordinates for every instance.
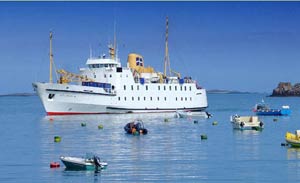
[54,136,61,142]
[98,124,103,129]
[212,121,218,126]
[164,118,169,122]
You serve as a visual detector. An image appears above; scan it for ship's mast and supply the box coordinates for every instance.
[164,16,171,77]
[109,21,117,60]
[114,20,116,58]
[49,31,53,83]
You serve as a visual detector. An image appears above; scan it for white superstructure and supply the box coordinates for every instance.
[33,18,208,115]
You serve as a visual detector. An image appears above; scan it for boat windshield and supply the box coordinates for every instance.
[256,103,269,110]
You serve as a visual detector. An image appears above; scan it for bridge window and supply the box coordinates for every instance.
[144,97,146,101]
[132,97,134,101]
[184,86,187,91]
[190,97,192,101]
[118,97,120,101]
[158,86,160,90]
[131,85,134,90]
[181,97,183,101]
[146,85,148,90]
[176,97,178,101]
[180,86,182,91]
[124,85,126,90]
[157,97,159,101]
[104,74,106,78]
[164,86,166,90]
[164,97,167,101]
[138,97,140,101]
[150,97,152,101]
[110,74,112,78]
[124,97,126,101]
[189,86,191,91]
[185,97,187,101]
[137,85,139,90]
[169,86,172,91]
[175,86,177,91]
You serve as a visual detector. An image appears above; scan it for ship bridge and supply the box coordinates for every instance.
[86,58,121,69]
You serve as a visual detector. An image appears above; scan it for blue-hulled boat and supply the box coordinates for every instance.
[253,100,291,116]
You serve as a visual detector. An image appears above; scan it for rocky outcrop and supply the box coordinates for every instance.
[271,82,300,96]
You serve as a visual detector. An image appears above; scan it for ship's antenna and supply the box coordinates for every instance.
[49,31,53,83]
[164,16,171,77]
[114,19,117,60]
[89,44,92,59]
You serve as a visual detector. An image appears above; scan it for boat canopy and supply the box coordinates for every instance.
[296,130,300,137]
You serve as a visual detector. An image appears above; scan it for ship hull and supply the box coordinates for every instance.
[33,82,208,115]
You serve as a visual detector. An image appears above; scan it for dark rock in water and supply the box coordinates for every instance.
[281,143,288,146]
[270,82,300,97]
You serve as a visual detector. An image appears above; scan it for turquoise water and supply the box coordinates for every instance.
[1,94,300,182]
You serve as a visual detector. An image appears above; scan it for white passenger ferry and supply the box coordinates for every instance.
[33,18,208,115]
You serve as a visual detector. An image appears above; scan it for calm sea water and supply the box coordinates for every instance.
[1,93,300,182]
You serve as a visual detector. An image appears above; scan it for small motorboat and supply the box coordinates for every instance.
[60,154,108,171]
[124,119,148,135]
[174,110,212,118]
[175,110,192,118]
[285,130,300,147]
[253,100,291,116]
[230,114,264,130]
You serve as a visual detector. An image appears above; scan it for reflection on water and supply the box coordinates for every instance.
[39,113,211,182]
[287,147,300,160]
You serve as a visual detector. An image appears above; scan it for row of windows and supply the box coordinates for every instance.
[124,85,192,91]
[89,64,117,68]
[102,74,129,78]
[118,96,193,101]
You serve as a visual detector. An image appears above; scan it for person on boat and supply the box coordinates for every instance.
[124,121,147,135]
[135,122,145,134]
[124,122,134,133]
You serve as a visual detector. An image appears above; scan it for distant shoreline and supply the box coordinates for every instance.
[0,93,36,97]
[206,89,258,94]
[0,91,263,96]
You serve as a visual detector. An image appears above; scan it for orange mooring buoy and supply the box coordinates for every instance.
[50,162,60,168]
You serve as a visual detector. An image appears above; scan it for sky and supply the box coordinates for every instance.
[1,1,300,94]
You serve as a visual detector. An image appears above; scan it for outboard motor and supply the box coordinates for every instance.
[93,156,101,171]
[206,112,212,118]
[259,122,264,127]
[240,122,245,128]
[142,129,148,134]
